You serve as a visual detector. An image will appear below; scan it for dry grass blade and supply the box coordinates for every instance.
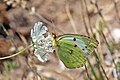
[65,3,78,34]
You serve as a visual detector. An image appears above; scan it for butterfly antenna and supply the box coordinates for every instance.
[33,13,64,34]
[51,20,64,34]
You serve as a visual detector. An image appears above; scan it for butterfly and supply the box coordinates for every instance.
[52,34,99,69]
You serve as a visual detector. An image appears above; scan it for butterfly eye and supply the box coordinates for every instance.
[52,33,56,39]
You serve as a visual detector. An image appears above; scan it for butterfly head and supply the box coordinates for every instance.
[52,33,57,39]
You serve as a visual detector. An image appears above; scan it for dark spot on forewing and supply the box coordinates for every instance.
[88,37,90,38]
[53,50,56,53]
[74,45,77,47]
[73,38,76,41]
[82,48,85,51]
[82,46,88,51]
[85,46,87,48]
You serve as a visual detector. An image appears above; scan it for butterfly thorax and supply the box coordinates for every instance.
[52,33,59,48]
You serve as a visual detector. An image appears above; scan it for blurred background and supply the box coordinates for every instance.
[0,0,120,80]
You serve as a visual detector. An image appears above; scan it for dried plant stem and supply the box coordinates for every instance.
[0,44,33,60]
[87,58,99,80]
[39,67,74,80]
[84,0,94,35]
[65,3,78,34]
[79,0,110,79]
[101,31,120,80]
[24,58,43,80]
[79,0,99,79]
[112,0,120,25]
[91,0,120,79]
[92,0,114,43]
[0,24,18,51]
[83,0,109,79]
[94,51,109,80]
[80,0,90,36]
[84,64,92,80]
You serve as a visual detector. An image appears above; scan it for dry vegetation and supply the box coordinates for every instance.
[0,0,120,80]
